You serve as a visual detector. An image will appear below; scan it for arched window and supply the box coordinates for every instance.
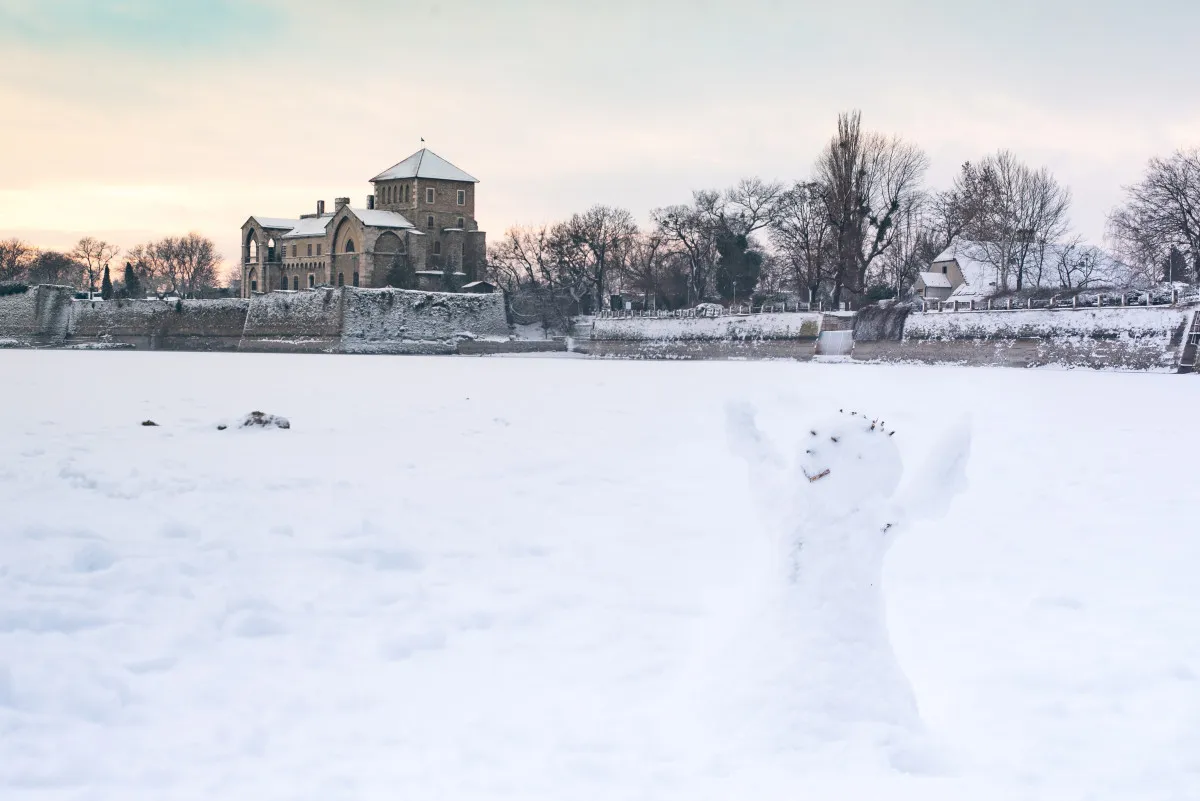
[338,272,344,286]
[426,215,434,230]
[267,238,277,262]
[345,239,355,253]
[308,274,314,288]
[352,272,359,287]
[248,236,258,262]
[292,276,299,290]
[433,240,442,255]
[248,268,257,292]
[281,273,288,290]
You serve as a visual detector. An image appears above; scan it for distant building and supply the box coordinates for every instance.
[913,240,1129,300]
[913,242,1002,300]
[240,149,486,296]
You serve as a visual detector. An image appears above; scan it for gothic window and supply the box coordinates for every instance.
[267,238,277,262]
[426,215,434,230]
[292,276,299,290]
[404,184,410,203]
[248,237,258,262]
[457,189,465,205]
[281,274,288,290]
[338,272,344,286]
[248,268,257,292]
[308,274,315,288]
[353,272,359,287]
[345,240,355,253]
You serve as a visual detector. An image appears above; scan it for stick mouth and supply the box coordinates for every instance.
[802,467,831,483]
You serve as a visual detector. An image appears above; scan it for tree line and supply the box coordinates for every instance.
[485,110,1200,324]
[0,233,223,299]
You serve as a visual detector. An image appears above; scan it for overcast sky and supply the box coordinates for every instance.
[1,0,1197,272]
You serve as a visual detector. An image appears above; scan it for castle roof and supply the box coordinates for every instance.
[371,148,478,183]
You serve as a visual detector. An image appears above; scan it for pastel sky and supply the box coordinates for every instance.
[1,0,1197,276]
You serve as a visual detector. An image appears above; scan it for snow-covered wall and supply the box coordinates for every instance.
[591,313,821,342]
[239,289,343,352]
[854,307,1194,371]
[239,287,510,354]
[582,313,822,360]
[70,298,250,350]
[0,286,74,346]
[340,288,509,354]
[904,308,1190,343]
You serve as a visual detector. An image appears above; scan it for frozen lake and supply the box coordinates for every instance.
[1,350,1198,800]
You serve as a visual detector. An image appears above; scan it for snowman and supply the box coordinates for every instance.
[699,403,972,768]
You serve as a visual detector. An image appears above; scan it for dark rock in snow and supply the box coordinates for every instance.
[239,411,290,430]
[141,420,158,427]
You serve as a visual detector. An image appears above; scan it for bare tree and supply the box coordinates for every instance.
[816,111,929,305]
[555,205,638,311]
[0,238,32,283]
[27,251,83,286]
[159,233,219,297]
[1107,148,1200,285]
[723,177,785,235]
[70,237,120,295]
[955,151,1072,291]
[126,241,170,294]
[769,181,833,304]
[652,196,722,305]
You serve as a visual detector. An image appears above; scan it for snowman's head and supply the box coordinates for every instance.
[798,411,902,507]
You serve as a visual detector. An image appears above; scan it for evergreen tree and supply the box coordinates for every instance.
[714,231,764,302]
[385,255,416,290]
[100,264,113,300]
[123,262,141,298]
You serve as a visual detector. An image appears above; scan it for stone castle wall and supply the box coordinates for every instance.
[0,285,512,354]
[0,286,74,347]
[70,298,250,351]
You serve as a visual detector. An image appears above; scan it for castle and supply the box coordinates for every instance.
[240,149,486,296]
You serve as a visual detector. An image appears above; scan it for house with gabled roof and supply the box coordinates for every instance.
[240,148,485,296]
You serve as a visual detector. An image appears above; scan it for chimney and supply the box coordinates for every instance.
[367,195,375,210]
[317,199,325,215]
[335,197,350,211]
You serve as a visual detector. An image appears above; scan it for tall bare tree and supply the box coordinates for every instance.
[159,233,220,297]
[955,151,1072,291]
[556,205,638,311]
[1107,148,1200,285]
[816,111,929,305]
[70,237,120,295]
[769,181,833,304]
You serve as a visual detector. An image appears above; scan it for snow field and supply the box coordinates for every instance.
[1,350,1199,800]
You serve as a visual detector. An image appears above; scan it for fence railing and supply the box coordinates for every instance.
[917,288,1200,313]
[596,301,820,320]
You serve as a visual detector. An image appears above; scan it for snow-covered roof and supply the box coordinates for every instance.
[250,216,299,230]
[916,271,952,289]
[371,149,478,183]
[350,208,414,229]
[281,215,334,239]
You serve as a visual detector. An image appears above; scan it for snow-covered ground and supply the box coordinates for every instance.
[2,350,1198,801]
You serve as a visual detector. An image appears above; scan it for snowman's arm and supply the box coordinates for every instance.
[897,417,972,525]
[724,401,788,507]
